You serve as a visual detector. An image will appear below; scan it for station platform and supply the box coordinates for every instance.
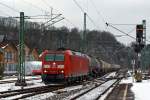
[105,83,134,100]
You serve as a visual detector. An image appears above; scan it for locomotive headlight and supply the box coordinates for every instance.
[58,65,64,68]
[44,65,50,68]
[61,70,64,73]
[44,70,47,73]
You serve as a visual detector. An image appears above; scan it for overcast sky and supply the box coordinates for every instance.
[0,0,150,45]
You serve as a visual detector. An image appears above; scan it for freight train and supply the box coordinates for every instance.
[40,49,120,83]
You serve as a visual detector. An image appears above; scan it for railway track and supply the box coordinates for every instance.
[95,79,121,100]
[59,72,121,100]
[0,72,121,100]
[0,84,64,100]
[68,79,121,100]
[0,77,41,84]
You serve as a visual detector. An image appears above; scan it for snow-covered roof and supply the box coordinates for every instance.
[1,44,8,49]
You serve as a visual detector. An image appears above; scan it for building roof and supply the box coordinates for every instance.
[0,42,8,48]
[0,41,17,51]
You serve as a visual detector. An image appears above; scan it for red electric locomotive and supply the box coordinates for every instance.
[41,50,89,83]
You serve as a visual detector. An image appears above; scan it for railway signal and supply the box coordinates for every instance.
[135,24,145,53]
[136,25,143,38]
[134,20,146,82]
[136,24,144,44]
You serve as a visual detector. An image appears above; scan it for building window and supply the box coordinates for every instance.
[5,52,13,62]
[4,63,17,74]
[8,64,16,71]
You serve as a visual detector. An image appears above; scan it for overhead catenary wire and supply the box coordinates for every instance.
[40,0,63,15]
[89,0,150,43]
[106,23,136,40]
[0,3,20,21]
[106,23,150,43]
[22,0,76,28]
[0,2,19,13]
[45,17,65,28]
[109,24,150,43]
[86,14,100,29]
[1,0,149,44]
[89,0,106,23]
[0,0,53,22]
[127,27,136,34]
[108,23,137,26]
[73,0,85,13]
[21,0,64,27]
[86,0,150,43]
[0,1,54,19]
[41,0,54,22]
[0,0,79,30]
[73,0,100,29]
[114,35,127,37]
[0,9,12,17]
[0,0,87,30]
[27,14,52,17]
[1,15,50,19]
[22,0,50,14]
[42,14,62,25]
[40,0,79,28]
[73,0,144,41]
[41,0,53,10]
[64,18,78,28]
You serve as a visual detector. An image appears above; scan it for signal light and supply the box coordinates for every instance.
[136,25,143,38]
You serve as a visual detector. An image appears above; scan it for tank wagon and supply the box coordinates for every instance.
[41,50,120,83]
[88,57,101,77]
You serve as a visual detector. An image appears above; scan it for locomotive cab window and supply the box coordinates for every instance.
[55,54,64,61]
[45,54,55,61]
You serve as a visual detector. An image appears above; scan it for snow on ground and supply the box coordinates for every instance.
[65,79,116,100]
[26,85,83,100]
[0,77,84,100]
[121,77,150,100]
[0,75,41,82]
[98,87,114,100]
[24,92,55,100]
[132,80,150,100]
[57,85,83,92]
[1,93,31,100]
[120,77,133,84]
[0,75,44,92]
[0,79,44,92]
[64,84,96,100]
[76,80,116,100]
[0,83,21,92]
[105,72,116,79]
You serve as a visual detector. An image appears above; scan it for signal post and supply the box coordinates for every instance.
[134,20,146,82]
